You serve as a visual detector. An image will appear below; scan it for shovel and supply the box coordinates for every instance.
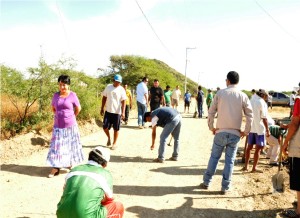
[272,129,286,193]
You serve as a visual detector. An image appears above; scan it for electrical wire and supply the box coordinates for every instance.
[255,0,299,43]
[55,1,72,52]
[134,0,174,57]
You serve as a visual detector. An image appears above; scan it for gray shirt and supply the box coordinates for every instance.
[208,85,253,136]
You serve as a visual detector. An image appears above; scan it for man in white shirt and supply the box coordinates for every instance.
[136,77,149,128]
[171,85,181,110]
[101,74,127,150]
[290,91,296,119]
[243,89,270,173]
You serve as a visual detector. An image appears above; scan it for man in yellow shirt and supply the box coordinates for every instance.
[123,84,132,125]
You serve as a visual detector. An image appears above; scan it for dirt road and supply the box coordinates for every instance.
[0,105,295,218]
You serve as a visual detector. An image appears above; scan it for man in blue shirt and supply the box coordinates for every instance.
[184,90,192,113]
[144,107,182,163]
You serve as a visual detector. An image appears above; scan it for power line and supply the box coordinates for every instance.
[254,0,299,43]
[55,1,72,52]
[134,0,174,57]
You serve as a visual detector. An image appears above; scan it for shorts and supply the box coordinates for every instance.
[172,99,179,106]
[184,101,190,107]
[248,133,266,147]
[103,111,121,131]
[289,157,300,191]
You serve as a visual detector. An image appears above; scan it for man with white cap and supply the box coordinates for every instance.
[101,74,127,150]
[57,146,124,218]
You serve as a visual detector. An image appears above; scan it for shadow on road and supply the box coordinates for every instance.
[126,197,282,218]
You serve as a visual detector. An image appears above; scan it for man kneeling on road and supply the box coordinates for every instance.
[144,107,182,163]
[56,147,124,218]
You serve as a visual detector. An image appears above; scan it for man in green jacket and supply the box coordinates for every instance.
[57,147,124,218]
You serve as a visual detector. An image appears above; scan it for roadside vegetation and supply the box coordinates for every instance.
[1,55,199,139]
[1,54,292,140]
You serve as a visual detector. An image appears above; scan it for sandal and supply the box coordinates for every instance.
[282,209,300,218]
[48,168,60,178]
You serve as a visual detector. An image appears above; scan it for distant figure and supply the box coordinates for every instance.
[171,85,181,110]
[243,89,270,173]
[136,77,149,129]
[100,74,127,150]
[164,85,172,107]
[46,75,84,178]
[144,107,182,163]
[290,91,296,119]
[149,79,165,112]
[268,94,273,109]
[196,86,204,118]
[56,147,124,218]
[123,83,132,125]
[184,90,192,113]
[206,89,213,111]
[200,71,253,195]
[251,89,256,100]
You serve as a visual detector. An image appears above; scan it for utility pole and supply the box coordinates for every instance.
[184,47,196,93]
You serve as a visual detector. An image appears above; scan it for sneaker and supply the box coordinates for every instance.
[169,157,178,161]
[199,183,209,189]
[138,125,144,129]
[220,190,228,195]
[153,158,164,163]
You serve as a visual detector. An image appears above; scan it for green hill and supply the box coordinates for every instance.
[100,55,201,96]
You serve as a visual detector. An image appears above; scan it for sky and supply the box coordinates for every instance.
[1,0,300,92]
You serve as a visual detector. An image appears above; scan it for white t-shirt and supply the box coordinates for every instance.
[136,82,148,104]
[250,94,268,135]
[290,94,295,106]
[171,89,181,100]
[102,84,127,114]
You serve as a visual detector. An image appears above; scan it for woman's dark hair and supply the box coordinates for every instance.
[58,75,71,85]
[88,149,107,166]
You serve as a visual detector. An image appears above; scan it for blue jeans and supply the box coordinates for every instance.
[137,101,147,126]
[203,132,240,191]
[158,115,181,161]
[197,102,203,118]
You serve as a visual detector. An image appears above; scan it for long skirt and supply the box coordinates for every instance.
[46,124,84,168]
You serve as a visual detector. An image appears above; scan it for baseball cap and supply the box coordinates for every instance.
[114,74,122,83]
[93,146,110,162]
[259,89,269,96]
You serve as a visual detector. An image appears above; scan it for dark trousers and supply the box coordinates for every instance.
[125,105,130,122]
[197,102,203,118]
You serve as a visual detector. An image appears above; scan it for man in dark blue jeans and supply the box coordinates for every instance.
[144,107,181,163]
[197,86,204,118]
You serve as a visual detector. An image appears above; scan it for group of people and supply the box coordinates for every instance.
[46,72,300,217]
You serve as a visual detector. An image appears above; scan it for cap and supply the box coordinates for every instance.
[114,74,122,83]
[93,146,110,162]
[259,89,269,96]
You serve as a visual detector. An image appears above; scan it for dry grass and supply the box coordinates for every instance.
[268,106,290,120]
[1,94,39,122]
